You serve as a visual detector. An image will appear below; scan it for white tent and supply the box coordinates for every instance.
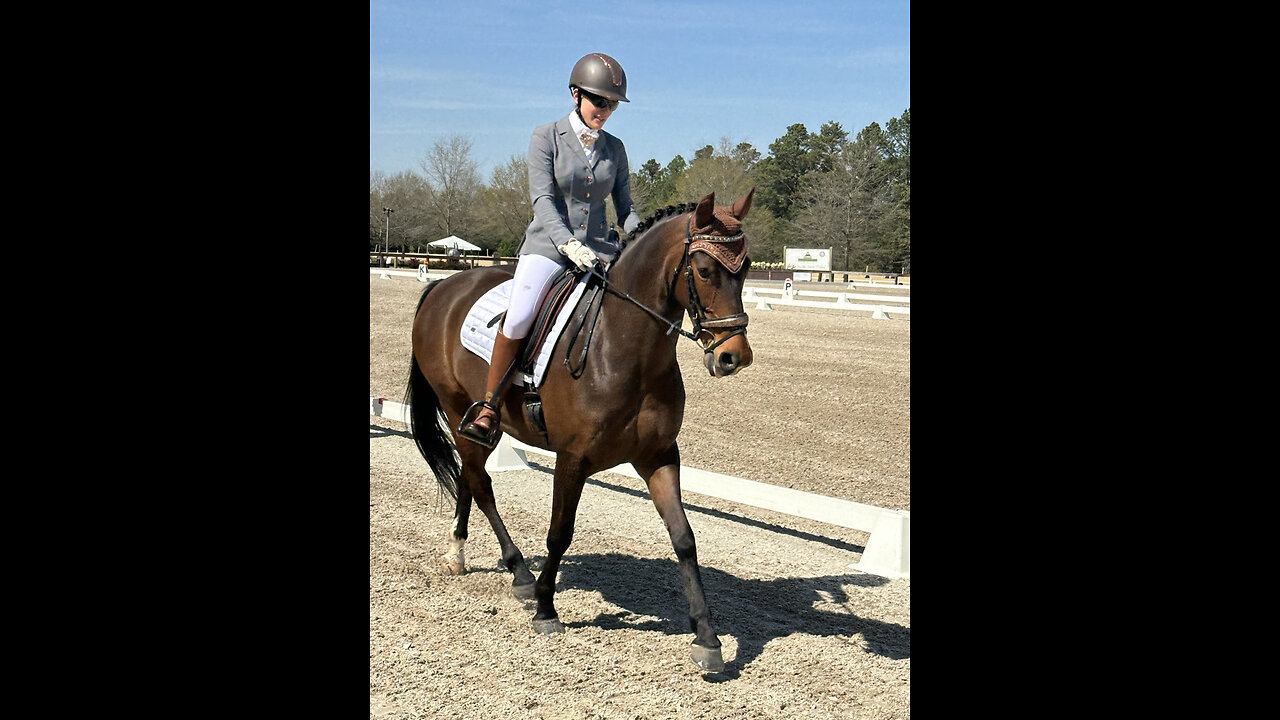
[427,235,483,252]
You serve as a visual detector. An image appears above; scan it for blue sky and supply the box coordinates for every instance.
[370,0,909,181]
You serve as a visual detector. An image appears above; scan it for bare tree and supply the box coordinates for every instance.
[475,154,531,255]
[381,171,434,252]
[790,139,890,271]
[370,170,389,245]
[419,134,483,243]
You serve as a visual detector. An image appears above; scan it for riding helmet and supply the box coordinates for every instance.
[569,53,629,102]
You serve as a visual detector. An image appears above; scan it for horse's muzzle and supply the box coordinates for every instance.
[696,313,751,377]
[704,334,753,377]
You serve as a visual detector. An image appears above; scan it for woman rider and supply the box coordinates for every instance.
[458,52,643,447]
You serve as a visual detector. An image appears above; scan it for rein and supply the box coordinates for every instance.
[579,215,749,357]
[583,263,699,342]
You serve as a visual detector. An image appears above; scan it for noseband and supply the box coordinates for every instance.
[672,217,750,355]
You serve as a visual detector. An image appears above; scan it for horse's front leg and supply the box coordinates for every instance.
[531,455,589,634]
[635,445,724,672]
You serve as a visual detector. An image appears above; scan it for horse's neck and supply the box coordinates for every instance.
[589,220,691,384]
[612,219,684,316]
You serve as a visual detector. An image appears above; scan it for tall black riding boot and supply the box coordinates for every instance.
[458,331,524,447]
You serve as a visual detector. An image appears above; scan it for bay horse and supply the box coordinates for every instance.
[404,189,755,672]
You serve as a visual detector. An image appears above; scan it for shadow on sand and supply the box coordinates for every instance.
[375,426,908,678]
[555,552,909,680]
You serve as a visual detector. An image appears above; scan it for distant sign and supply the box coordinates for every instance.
[784,248,831,271]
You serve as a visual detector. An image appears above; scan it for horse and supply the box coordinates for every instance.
[403,189,755,672]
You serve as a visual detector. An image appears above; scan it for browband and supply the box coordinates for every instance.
[688,234,747,273]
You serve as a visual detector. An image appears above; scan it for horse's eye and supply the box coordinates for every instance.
[697,266,712,279]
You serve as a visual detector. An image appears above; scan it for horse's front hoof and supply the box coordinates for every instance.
[512,582,536,601]
[532,617,565,635]
[691,644,724,672]
[442,556,465,575]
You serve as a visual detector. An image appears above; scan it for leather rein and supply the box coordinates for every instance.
[580,215,749,358]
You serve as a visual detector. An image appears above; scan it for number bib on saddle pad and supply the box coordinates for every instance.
[459,277,591,387]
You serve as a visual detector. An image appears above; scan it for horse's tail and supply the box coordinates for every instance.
[404,284,461,502]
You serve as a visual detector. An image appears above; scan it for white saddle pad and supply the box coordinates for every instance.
[460,277,590,387]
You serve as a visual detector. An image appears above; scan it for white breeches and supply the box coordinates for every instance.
[502,253,566,339]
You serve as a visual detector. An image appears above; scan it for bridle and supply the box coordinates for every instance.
[671,217,750,355]
[579,215,750,358]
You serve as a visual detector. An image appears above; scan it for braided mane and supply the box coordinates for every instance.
[628,202,697,239]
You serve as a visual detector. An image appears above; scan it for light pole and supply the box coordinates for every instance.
[382,207,394,266]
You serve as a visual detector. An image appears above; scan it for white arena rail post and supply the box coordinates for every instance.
[850,509,910,580]
[485,433,531,472]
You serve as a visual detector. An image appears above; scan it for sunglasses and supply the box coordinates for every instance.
[579,90,619,111]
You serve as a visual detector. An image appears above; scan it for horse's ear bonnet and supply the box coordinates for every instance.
[687,190,752,273]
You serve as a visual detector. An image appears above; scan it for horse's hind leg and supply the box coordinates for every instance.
[456,446,537,599]
[635,447,725,672]
[443,482,472,575]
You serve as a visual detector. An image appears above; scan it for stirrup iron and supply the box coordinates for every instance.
[457,400,501,448]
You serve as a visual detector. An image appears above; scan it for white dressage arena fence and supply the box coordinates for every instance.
[371,397,910,580]
[374,268,910,319]
[370,267,450,282]
[742,286,911,318]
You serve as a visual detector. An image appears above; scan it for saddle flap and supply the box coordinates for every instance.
[459,275,591,387]
[518,269,579,369]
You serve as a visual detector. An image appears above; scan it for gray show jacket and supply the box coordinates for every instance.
[517,114,643,265]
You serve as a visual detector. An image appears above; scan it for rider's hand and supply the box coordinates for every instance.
[557,239,599,272]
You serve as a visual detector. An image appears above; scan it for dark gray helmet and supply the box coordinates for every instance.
[569,53,629,102]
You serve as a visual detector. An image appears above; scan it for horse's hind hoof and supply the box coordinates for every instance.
[532,617,565,635]
[442,556,465,575]
[691,644,724,672]
[512,582,536,601]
